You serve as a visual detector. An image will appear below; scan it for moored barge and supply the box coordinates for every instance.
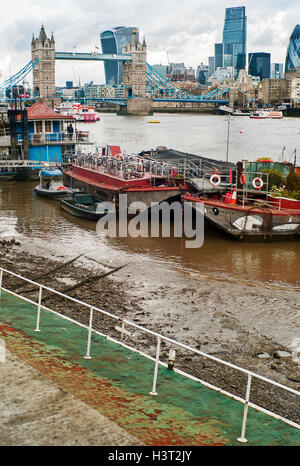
[63,149,190,212]
[183,159,300,240]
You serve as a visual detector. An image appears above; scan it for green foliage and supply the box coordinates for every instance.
[285,172,300,192]
[271,171,300,200]
[261,169,283,189]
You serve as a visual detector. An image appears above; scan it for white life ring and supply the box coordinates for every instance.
[210,174,221,186]
[252,177,264,190]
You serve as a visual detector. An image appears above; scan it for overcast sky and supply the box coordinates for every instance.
[0,0,298,86]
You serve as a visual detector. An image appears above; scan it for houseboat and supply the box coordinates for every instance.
[63,147,191,213]
[182,160,300,240]
[3,102,94,180]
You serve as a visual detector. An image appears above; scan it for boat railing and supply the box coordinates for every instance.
[73,153,193,182]
[0,266,299,444]
[72,153,233,185]
[0,127,9,137]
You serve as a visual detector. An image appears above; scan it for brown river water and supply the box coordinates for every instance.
[0,113,300,287]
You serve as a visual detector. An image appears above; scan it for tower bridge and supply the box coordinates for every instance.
[1,25,230,114]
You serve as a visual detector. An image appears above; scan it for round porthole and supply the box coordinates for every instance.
[212,207,219,216]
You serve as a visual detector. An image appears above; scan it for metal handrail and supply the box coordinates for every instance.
[0,160,59,168]
[0,266,299,443]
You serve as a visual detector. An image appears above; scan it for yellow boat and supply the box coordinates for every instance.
[147,120,160,123]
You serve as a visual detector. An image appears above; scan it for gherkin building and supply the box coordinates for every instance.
[285,24,300,72]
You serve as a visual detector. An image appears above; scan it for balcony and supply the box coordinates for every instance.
[26,131,94,146]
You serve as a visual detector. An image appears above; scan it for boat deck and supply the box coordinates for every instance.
[73,162,164,183]
[184,195,300,217]
[0,290,299,446]
[64,164,183,192]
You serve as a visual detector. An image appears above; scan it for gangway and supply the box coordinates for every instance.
[0,159,59,169]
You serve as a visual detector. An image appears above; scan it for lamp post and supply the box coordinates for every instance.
[225,115,231,163]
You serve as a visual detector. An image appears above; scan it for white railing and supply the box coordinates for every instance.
[0,159,59,168]
[0,266,299,443]
[24,132,93,145]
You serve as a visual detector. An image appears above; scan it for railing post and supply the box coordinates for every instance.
[0,268,3,297]
[149,336,161,396]
[237,373,252,443]
[84,307,94,359]
[121,319,125,343]
[34,285,43,332]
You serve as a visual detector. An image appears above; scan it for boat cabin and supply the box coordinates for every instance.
[38,168,64,190]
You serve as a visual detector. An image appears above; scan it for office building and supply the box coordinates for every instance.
[196,64,209,84]
[271,63,284,79]
[285,25,300,73]
[208,57,215,77]
[214,43,223,69]
[248,52,271,80]
[222,6,247,78]
[100,27,139,85]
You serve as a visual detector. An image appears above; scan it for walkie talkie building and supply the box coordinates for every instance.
[100,27,139,85]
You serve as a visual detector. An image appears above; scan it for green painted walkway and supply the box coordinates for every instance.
[0,290,299,446]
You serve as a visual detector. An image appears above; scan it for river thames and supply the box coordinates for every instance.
[1,112,300,287]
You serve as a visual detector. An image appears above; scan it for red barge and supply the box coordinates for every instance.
[63,147,190,212]
[183,160,300,240]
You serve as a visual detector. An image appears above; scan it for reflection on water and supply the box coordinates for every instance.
[1,180,300,287]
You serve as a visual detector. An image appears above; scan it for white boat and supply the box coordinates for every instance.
[250,109,283,119]
[34,167,78,199]
[55,102,100,122]
[250,110,269,119]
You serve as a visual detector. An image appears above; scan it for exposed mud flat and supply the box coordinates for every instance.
[0,238,299,427]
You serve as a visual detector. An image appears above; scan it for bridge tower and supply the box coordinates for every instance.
[31,25,57,105]
[121,30,152,115]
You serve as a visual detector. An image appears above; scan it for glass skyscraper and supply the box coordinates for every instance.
[248,52,271,80]
[285,24,300,73]
[271,63,284,79]
[100,27,139,85]
[214,43,223,69]
[222,6,247,78]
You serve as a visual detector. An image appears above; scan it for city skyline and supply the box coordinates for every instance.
[0,0,298,85]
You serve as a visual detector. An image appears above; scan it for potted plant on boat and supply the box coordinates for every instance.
[267,172,300,210]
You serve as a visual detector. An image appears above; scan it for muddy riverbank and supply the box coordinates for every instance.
[0,238,299,425]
